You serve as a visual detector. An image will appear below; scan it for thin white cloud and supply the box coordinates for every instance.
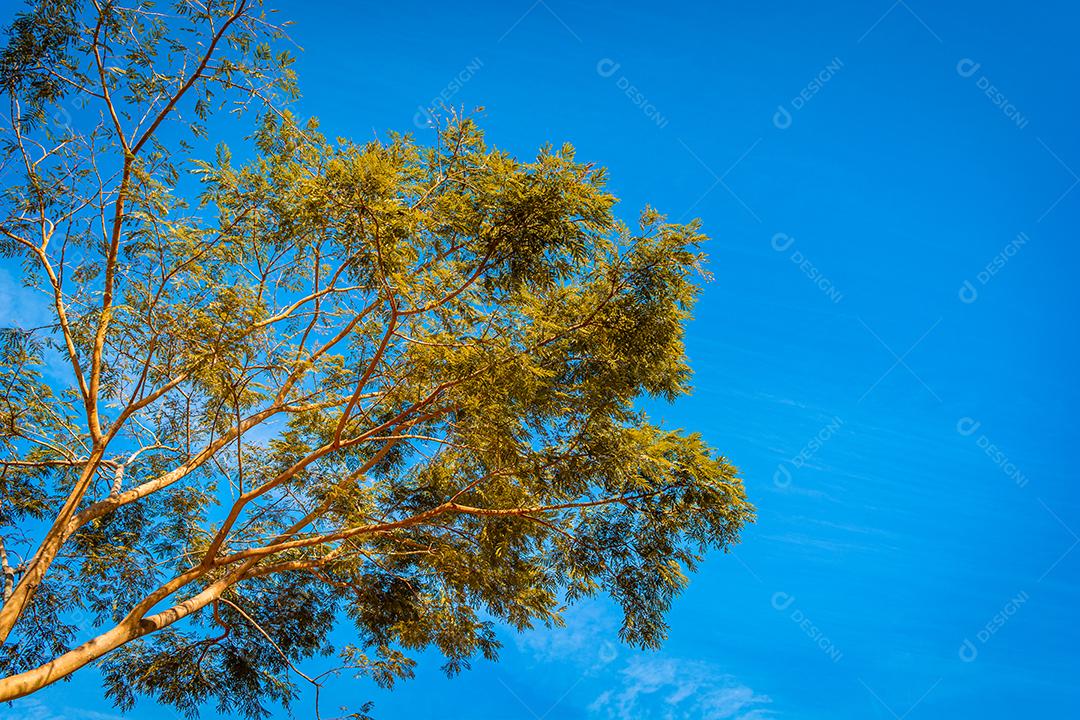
[514,600,621,670]
[511,601,770,720]
[4,699,128,720]
[590,656,771,720]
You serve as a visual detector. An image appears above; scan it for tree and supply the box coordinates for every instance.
[0,0,752,716]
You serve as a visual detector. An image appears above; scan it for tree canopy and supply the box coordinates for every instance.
[0,1,752,716]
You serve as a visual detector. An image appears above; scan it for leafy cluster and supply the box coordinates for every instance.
[0,1,753,717]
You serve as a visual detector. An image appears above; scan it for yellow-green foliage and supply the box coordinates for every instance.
[0,2,752,717]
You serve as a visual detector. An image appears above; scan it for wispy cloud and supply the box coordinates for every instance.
[4,699,128,720]
[589,656,771,720]
[514,600,621,670]
[510,601,770,720]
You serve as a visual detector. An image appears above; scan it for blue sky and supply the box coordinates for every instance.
[4,0,1079,718]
